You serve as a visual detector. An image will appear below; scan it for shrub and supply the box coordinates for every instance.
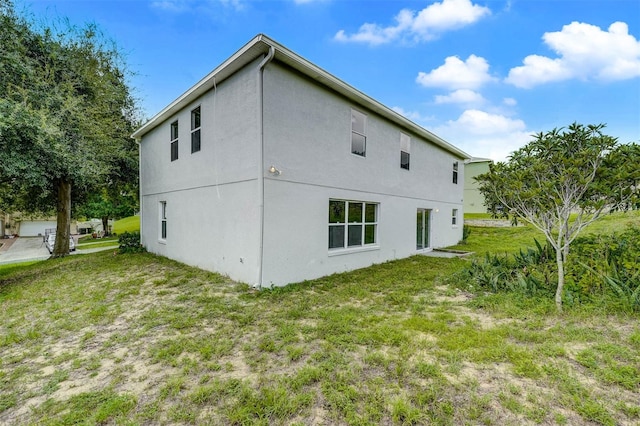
[118,231,146,254]
[456,226,640,310]
[461,225,471,244]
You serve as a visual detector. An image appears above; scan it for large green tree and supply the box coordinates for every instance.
[0,0,138,256]
[477,123,639,311]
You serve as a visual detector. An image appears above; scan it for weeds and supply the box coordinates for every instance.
[0,216,639,424]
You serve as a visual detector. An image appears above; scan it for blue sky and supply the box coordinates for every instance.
[19,0,640,160]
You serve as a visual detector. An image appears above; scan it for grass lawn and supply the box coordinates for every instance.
[113,215,140,234]
[76,215,140,250]
[0,213,639,425]
[76,236,119,249]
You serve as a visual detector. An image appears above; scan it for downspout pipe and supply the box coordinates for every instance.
[255,44,275,289]
[134,138,143,247]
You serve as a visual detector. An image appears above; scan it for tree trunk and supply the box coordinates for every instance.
[52,179,71,258]
[555,246,565,312]
[102,216,109,236]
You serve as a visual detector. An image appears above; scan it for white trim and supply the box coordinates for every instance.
[328,199,378,251]
[328,245,380,257]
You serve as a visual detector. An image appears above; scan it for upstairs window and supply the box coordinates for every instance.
[452,161,459,184]
[191,106,201,153]
[329,199,377,249]
[400,133,410,170]
[351,109,366,157]
[170,121,179,161]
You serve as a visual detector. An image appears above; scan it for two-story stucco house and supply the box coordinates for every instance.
[132,34,469,288]
[464,157,492,214]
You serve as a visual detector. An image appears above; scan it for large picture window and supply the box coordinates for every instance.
[329,199,377,249]
[351,109,366,157]
[170,121,179,161]
[191,106,201,153]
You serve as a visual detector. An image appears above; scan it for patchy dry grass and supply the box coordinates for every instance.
[1,217,639,425]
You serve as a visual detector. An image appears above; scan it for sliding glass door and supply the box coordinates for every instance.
[416,209,431,250]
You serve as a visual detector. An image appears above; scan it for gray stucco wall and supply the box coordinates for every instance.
[139,59,262,284]
[139,57,465,288]
[260,63,464,286]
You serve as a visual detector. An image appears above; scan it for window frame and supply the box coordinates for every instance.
[452,161,459,184]
[416,208,431,250]
[160,201,167,242]
[350,109,367,157]
[170,121,179,161]
[329,199,378,251]
[191,106,201,154]
[400,133,410,170]
[400,151,410,170]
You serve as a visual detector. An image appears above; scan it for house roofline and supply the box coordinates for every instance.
[465,157,493,164]
[131,34,470,160]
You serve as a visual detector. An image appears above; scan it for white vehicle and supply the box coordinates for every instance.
[45,234,76,254]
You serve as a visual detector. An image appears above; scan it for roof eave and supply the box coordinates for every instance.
[131,34,471,160]
[131,34,271,140]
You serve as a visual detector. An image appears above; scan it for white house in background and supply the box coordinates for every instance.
[1,213,79,237]
[463,158,492,214]
[132,34,469,288]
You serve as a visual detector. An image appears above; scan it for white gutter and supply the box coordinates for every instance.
[255,44,275,289]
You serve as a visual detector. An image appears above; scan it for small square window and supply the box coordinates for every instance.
[452,209,458,226]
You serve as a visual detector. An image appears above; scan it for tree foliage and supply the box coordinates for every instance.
[0,0,139,256]
[78,188,137,236]
[476,123,639,311]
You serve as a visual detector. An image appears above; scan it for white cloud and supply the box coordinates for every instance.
[506,21,640,88]
[151,0,244,12]
[417,55,496,90]
[434,109,531,161]
[392,107,435,124]
[334,0,490,45]
[151,0,189,12]
[502,97,517,106]
[434,89,485,105]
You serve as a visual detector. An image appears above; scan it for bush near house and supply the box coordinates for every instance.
[453,224,640,312]
[118,231,145,254]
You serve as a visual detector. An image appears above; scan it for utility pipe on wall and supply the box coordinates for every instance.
[255,44,275,289]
